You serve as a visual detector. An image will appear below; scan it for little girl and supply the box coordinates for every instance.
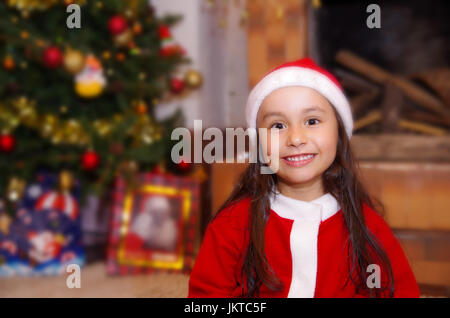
[188,58,420,298]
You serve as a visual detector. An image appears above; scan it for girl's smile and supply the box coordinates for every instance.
[281,153,317,167]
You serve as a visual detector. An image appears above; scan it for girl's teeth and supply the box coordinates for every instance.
[286,154,314,161]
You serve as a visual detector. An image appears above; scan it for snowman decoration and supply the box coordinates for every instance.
[74,55,107,99]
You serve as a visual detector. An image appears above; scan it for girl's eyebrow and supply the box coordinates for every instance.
[302,106,325,114]
[262,106,325,121]
[262,112,286,120]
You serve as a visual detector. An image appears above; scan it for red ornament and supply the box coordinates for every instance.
[42,46,62,68]
[0,133,15,152]
[42,46,63,68]
[158,25,172,39]
[81,150,100,170]
[170,78,185,94]
[177,159,192,172]
[108,15,127,35]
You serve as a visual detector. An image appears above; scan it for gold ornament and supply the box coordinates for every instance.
[41,114,58,137]
[7,177,26,203]
[113,29,133,48]
[13,97,38,128]
[184,69,203,89]
[7,0,59,16]
[93,119,113,137]
[51,127,65,144]
[64,119,83,144]
[63,49,85,74]
[59,170,73,192]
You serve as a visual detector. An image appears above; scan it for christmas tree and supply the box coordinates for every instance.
[0,0,203,213]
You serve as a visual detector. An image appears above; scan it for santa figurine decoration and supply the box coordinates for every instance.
[74,55,107,98]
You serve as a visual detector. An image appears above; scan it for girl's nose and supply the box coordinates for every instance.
[287,126,307,147]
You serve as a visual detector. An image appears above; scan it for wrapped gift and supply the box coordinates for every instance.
[0,172,85,276]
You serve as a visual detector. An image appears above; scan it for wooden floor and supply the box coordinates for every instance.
[0,262,190,298]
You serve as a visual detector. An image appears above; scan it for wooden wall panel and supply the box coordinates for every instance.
[247,0,309,87]
[359,162,450,231]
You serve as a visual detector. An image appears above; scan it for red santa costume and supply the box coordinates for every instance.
[188,58,420,298]
[188,195,420,298]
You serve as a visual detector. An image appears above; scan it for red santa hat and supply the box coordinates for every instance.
[245,58,353,138]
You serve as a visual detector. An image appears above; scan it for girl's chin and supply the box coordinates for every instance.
[276,170,318,185]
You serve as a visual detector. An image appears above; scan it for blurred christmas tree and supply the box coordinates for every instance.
[0,0,203,214]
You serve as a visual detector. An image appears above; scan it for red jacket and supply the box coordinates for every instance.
[188,195,420,298]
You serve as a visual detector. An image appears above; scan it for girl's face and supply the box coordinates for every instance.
[256,86,339,194]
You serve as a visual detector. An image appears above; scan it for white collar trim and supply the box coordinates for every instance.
[270,190,341,222]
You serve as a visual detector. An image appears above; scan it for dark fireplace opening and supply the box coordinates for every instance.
[310,0,450,135]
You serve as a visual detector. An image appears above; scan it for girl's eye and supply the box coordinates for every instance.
[270,122,286,130]
[305,118,320,126]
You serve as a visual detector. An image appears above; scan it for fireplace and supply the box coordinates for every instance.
[309,0,450,137]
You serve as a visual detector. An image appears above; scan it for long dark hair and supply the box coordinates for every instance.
[213,108,395,298]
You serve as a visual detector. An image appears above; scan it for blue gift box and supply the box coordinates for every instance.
[0,172,85,276]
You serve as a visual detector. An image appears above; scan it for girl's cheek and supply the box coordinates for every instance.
[266,130,284,157]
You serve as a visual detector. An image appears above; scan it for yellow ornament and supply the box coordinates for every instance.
[75,82,103,98]
[63,49,85,74]
[184,69,203,89]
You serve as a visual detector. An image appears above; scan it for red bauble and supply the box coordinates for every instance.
[108,15,127,35]
[0,133,15,152]
[42,46,63,68]
[158,25,172,39]
[177,159,192,172]
[170,78,185,94]
[81,150,100,171]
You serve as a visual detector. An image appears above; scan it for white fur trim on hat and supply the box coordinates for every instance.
[245,66,353,138]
